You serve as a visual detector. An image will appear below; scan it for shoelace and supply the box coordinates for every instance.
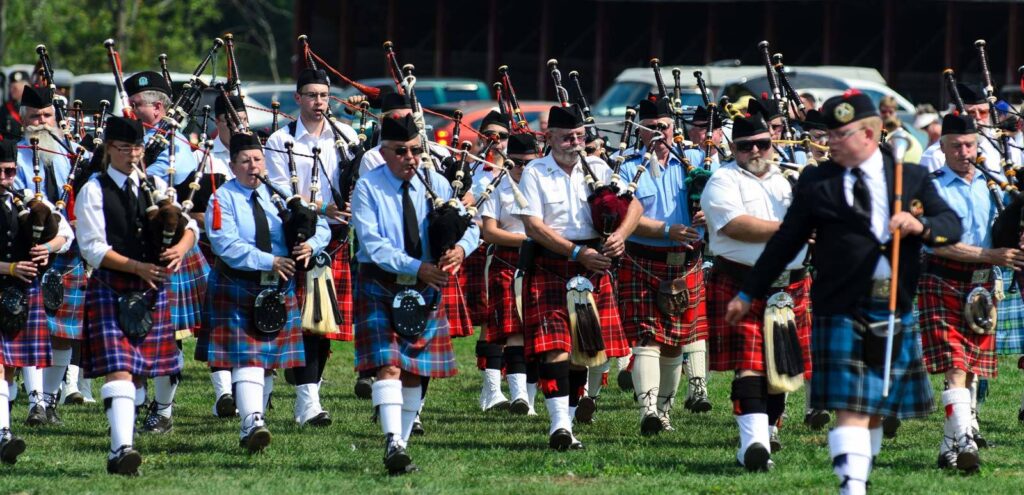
[144,402,171,428]
[43,392,59,409]
[109,444,133,458]
[689,377,708,397]
[636,387,660,408]
[241,412,265,436]
[0,428,11,442]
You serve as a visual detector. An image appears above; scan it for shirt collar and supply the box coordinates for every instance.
[294,117,332,142]
[938,164,982,187]
[106,166,137,188]
[382,165,422,194]
[851,148,884,179]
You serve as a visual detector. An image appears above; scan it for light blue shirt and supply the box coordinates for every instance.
[930,165,998,249]
[619,146,701,247]
[352,164,480,277]
[773,144,808,167]
[13,137,71,203]
[205,178,330,272]
[145,127,199,186]
[683,146,721,173]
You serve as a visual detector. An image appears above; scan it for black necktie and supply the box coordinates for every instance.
[43,161,59,202]
[251,190,272,253]
[124,180,139,218]
[401,181,422,259]
[851,168,871,223]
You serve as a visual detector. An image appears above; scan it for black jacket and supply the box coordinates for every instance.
[741,147,962,315]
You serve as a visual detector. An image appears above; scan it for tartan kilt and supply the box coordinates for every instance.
[0,279,51,368]
[462,244,488,327]
[522,256,628,359]
[618,247,708,348]
[81,269,180,378]
[485,247,523,342]
[706,263,812,378]
[444,268,474,338]
[294,239,354,341]
[202,269,306,370]
[47,244,87,340]
[918,257,998,377]
[995,267,1024,354]
[353,278,457,378]
[169,243,210,333]
[811,301,933,419]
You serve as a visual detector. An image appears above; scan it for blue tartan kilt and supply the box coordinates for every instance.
[47,244,87,340]
[0,278,51,368]
[995,267,1024,355]
[169,244,209,333]
[811,300,934,419]
[81,268,180,378]
[202,269,306,370]
[353,277,457,378]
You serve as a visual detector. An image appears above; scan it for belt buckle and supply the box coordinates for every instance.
[259,271,278,286]
[771,271,790,288]
[871,278,891,299]
[665,252,687,267]
[396,274,418,286]
[971,269,991,285]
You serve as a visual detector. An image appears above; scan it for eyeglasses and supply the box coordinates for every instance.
[735,139,772,152]
[301,92,330,100]
[483,130,509,140]
[385,145,424,157]
[111,144,144,153]
[559,133,586,144]
[648,123,671,131]
[0,168,16,178]
[828,126,866,141]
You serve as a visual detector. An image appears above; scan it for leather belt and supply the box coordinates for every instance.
[713,257,807,288]
[537,239,600,259]
[925,262,993,284]
[625,241,700,266]
[359,263,420,286]
[214,260,278,286]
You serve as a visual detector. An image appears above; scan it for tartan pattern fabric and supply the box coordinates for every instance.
[0,279,51,368]
[295,239,355,342]
[996,266,1024,355]
[81,269,180,378]
[810,301,934,419]
[706,265,812,378]
[617,248,708,348]
[202,269,306,370]
[444,268,474,338]
[918,256,998,377]
[462,244,488,327]
[484,247,523,343]
[47,244,87,340]
[522,256,628,359]
[169,243,210,333]
[353,277,457,378]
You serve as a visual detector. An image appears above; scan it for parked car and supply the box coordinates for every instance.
[338,77,491,109]
[424,100,555,152]
[1,64,74,99]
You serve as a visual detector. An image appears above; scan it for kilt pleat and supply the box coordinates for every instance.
[522,256,628,359]
[169,244,210,332]
[995,267,1024,355]
[47,243,87,340]
[918,256,997,377]
[0,278,51,368]
[618,248,708,348]
[462,244,488,327]
[353,277,457,378]
[444,269,474,338]
[706,265,812,378]
[81,269,179,378]
[295,239,354,342]
[485,248,522,342]
[202,269,306,369]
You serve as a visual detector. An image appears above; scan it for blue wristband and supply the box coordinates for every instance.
[737,291,753,304]
[321,203,328,215]
[570,245,582,261]
[663,223,671,240]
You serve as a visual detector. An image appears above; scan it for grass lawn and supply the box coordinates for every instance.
[1,336,1023,494]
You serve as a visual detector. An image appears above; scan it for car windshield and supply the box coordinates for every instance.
[594,82,705,117]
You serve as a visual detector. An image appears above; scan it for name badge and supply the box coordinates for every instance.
[771,271,790,288]
[260,271,278,286]
[665,252,687,267]
[397,274,418,286]
[971,269,991,285]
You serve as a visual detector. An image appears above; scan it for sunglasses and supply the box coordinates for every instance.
[648,123,671,131]
[483,130,509,140]
[385,145,424,157]
[0,168,16,178]
[735,139,772,152]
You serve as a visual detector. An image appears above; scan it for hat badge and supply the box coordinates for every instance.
[834,102,855,124]
[139,76,148,86]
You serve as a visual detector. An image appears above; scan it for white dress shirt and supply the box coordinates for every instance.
[263,117,359,212]
[918,141,945,173]
[512,154,612,240]
[478,175,525,235]
[0,190,74,254]
[192,135,234,180]
[843,148,891,279]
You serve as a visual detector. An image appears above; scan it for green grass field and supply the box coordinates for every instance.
[2,337,1023,494]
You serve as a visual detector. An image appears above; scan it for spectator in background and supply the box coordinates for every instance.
[799,92,817,112]
[880,95,923,164]
[916,108,945,173]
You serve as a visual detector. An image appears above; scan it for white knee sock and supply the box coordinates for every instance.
[22,366,42,409]
[682,340,707,396]
[942,387,972,449]
[64,364,81,395]
[869,427,882,457]
[263,374,274,411]
[658,354,685,413]
[42,348,73,401]
[401,386,422,443]
[631,347,661,417]
[101,380,137,458]
[829,426,872,495]
[371,379,403,446]
[736,412,772,463]
[617,351,632,372]
[153,375,177,418]
[587,360,610,398]
[545,395,571,434]
[0,381,10,430]
[211,369,232,399]
[134,385,146,407]
[233,367,265,438]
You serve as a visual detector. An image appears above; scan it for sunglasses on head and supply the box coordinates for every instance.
[735,139,772,152]
[0,168,16,178]
[386,145,424,156]
[483,130,509,140]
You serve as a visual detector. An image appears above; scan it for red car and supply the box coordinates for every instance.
[424,100,556,153]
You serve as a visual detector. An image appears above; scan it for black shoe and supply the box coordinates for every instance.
[937,450,957,470]
[640,412,663,436]
[411,415,424,436]
[141,404,173,434]
[240,426,272,453]
[106,445,142,476]
[804,409,831,430]
[956,445,980,474]
[354,377,375,400]
[25,405,47,427]
[63,392,85,405]
[0,430,25,465]
[549,428,573,451]
[569,436,585,450]
[972,428,990,449]
[384,436,412,474]
[617,369,633,391]
[769,428,783,452]
[685,378,712,413]
[575,396,597,424]
[743,442,771,472]
[45,405,63,426]
[304,411,332,427]
[881,416,901,439]
[1018,408,1024,424]
[214,394,236,419]
[509,398,530,415]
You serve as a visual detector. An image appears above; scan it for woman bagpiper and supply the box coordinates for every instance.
[204,132,330,452]
[75,117,198,475]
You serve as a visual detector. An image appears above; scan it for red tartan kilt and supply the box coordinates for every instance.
[706,262,812,378]
[918,256,998,377]
[0,280,51,368]
[617,247,708,348]
[444,268,474,338]
[462,244,488,326]
[522,255,628,358]
[485,247,522,342]
[294,239,355,341]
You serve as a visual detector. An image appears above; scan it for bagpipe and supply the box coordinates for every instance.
[497,65,533,136]
[34,44,74,146]
[128,162,189,265]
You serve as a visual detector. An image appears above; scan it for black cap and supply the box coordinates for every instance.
[689,106,724,129]
[381,114,419,141]
[229,132,263,158]
[8,70,29,84]
[746,98,783,121]
[124,71,171,97]
[821,90,879,130]
[956,82,987,105]
[731,115,770,140]
[547,104,584,130]
[638,98,672,120]
[941,114,977,136]
[296,68,330,92]
[20,85,52,109]
[507,133,537,155]
[214,94,245,118]
[478,110,510,131]
[800,109,827,131]
[380,89,408,113]
[0,140,17,163]
[104,116,145,145]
